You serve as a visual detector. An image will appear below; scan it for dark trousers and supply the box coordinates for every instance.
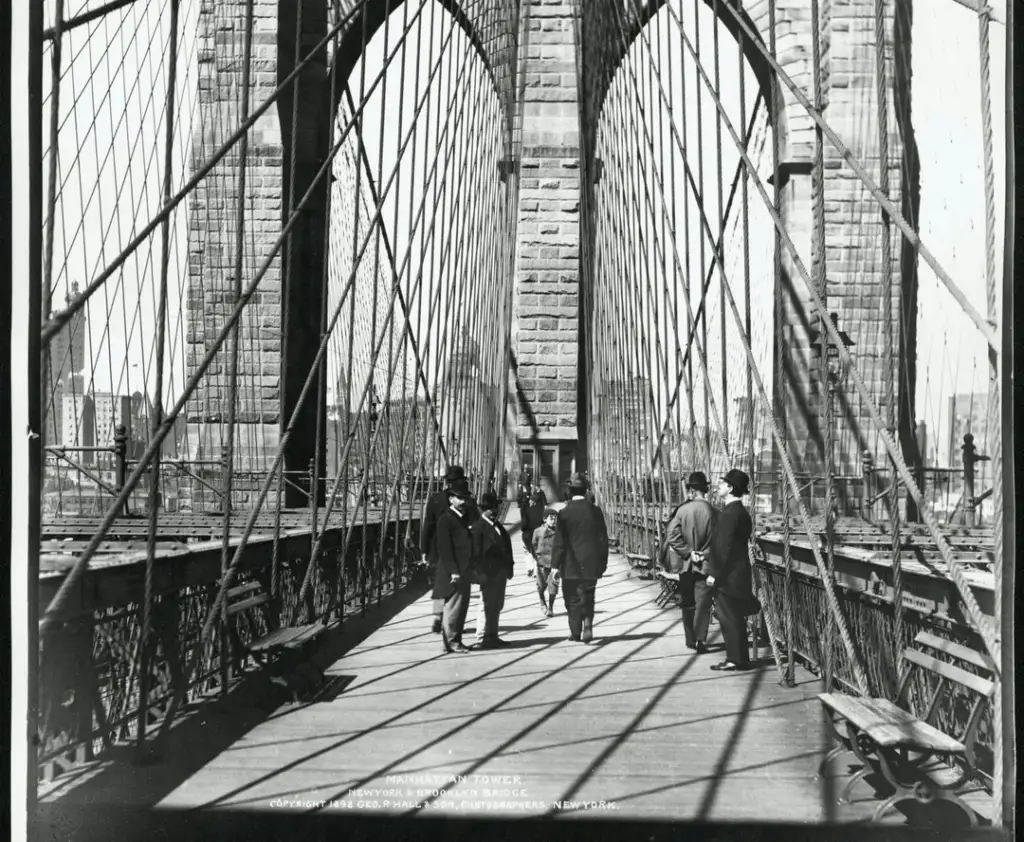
[535,566,557,609]
[442,580,472,644]
[715,590,750,666]
[522,529,536,557]
[678,571,713,646]
[562,578,597,640]
[478,575,507,639]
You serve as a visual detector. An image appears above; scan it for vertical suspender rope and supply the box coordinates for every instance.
[138,0,179,754]
[219,0,255,659]
[810,0,837,692]
[874,0,903,687]
[976,2,1004,827]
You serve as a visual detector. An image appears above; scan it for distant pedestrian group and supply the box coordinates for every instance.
[419,463,758,668]
[663,468,758,670]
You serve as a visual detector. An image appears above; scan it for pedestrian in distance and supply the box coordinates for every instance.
[707,468,756,671]
[435,486,478,654]
[665,471,717,654]
[551,473,609,644]
[531,508,560,617]
[470,491,515,648]
[520,485,547,560]
[421,465,477,634]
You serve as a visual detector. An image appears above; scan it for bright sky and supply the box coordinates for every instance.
[41,0,1008,467]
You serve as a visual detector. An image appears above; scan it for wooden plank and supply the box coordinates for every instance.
[914,631,997,673]
[248,623,326,652]
[226,594,270,616]
[818,693,965,753]
[902,649,995,697]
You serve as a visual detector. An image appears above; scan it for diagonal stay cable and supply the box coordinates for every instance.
[674,10,998,660]
[712,0,997,352]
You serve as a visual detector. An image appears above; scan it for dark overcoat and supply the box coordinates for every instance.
[472,516,514,583]
[432,508,476,600]
[550,498,609,580]
[419,490,451,564]
[706,500,755,600]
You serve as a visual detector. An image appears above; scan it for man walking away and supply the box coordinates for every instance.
[435,486,477,654]
[551,473,609,644]
[471,492,515,648]
[421,465,474,633]
[707,469,755,671]
[666,471,717,654]
[520,485,546,561]
[531,508,560,617]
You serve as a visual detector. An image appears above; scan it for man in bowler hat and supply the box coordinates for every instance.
[551,472,609,644]
[435,485,477,653]
[707,468,756,670]
[421,466,477,633]
[665,471,717,653]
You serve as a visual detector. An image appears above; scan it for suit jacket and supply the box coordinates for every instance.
[472,516,514,582]
[666,498,717,574]
[432,508,475,600]
[420,490,450,564]
[422,490,478,563]
[707,500,754,599]
[551,497,609,580]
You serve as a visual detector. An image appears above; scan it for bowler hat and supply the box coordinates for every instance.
[447,485,472,500]
[685,471,709,493]
[543,508,558,518]
[480,491,500,511]
[721,468,750,496]
[567,472,590,490]
[445,465,467,483]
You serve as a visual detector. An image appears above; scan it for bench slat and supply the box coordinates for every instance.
[226,581,262,598]
[902,649,995,698]
[914,631,995,673]
[227,593,270,616]
[249,623,326,652]
[818,693,965,753]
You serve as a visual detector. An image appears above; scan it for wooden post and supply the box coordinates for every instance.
[962,433,977,527]
[114,424,128,515]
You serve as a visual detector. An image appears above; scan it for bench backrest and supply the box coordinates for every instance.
[896,630,995,744]
[225,580,270,618]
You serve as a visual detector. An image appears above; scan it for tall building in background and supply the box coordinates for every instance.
[946,393,990,466]
[62,373,95,460]
[46,283,88,447]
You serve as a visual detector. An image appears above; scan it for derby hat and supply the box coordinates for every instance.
[543,508,558,518]
[480,491,500,511]
[685,471,709,493]
[444,465,467,484]
[447,485,472,500]
[567,472,590,490]
[721,468,751,496]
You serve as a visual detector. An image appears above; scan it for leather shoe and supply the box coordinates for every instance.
[695,641,708,654]
[581,618,593,643]
[450,642,472,654]
[431,618,442,634]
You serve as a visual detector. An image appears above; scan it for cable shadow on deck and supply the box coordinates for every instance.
[192,590,677,811]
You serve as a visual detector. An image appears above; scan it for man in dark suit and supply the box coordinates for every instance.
[435,486,476,654]
[421,465,476,633]
[665,471,718,653]
[520,485,546,563]
[551,473,609,644]
[471,491,514,648]
[707,468,755,671]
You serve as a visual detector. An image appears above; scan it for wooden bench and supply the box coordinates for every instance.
[624,552,654,579]
[819,630,994,824]
[653,570,680,607]
[225,581,330,701]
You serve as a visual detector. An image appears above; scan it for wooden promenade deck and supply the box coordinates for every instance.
[37,508,992,838]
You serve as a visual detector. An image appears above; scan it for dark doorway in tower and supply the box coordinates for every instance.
[519,441,575,503]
